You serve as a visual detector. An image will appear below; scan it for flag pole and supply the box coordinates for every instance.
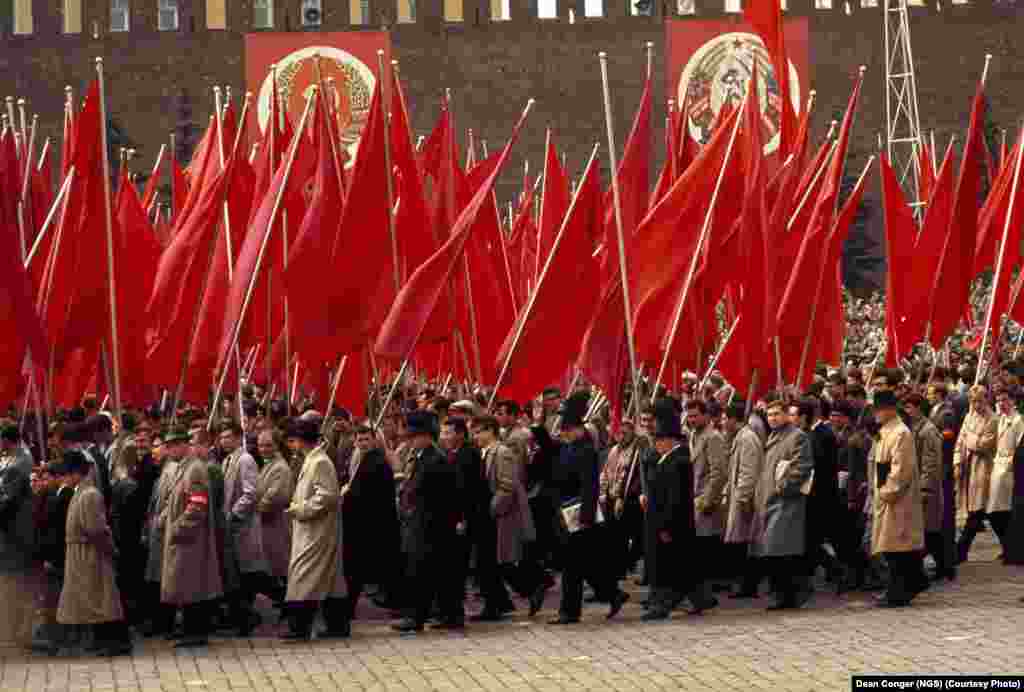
[24,166,74,269]
[599,51,642,416]
[95,58,123,427]
[489,143,601,408]
[976,115,1024,384]
[699,314,741,393]
[209,89,317,427]
[321,355,348,433]
[651,90,746,403]
[377,50,401,295]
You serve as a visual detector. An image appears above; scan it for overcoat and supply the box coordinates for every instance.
[910,416,944,532]
[285,445,343,602]
[691,427,728,537]
[342,447,398,586]
[724,425,764,545]
[161,458,223,606]
[57,480,124,624]
[750,424,813,558]
[399,444,458,573]
[642,443,694,587]
[871,417,924,555]
[255,454,294,579]
[143,460,180,584]
[485,442,535,565]
[988,413,1023,514]
[954,409,997,514]
[222,448,266,582]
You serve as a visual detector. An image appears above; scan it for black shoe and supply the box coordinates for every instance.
[469,610,506,623]
[875,599,911,608]
[686,598,716,616]
[99,643,133,657]
[528,586,547,617]
[730,590,758,599]
[641,609,670,622]
[280,631,312,642]
[173,638,208,648]
[766,600,799,611]
[391,618,423,633]
[429,619,465,630]
[607,591,630,619]
[319,625,352,639]
[584,593,607,604]
[547,616,579,625]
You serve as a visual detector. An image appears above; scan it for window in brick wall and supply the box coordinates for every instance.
[64,0,83,33]
[301,0,322,26]
[539,0,557,18]
[443,0,463,21]
[13,0,33,34]
[490,0,510,19]
[253,0,273,28]
[350,0,369,24]
[860,0,877,6]
[111,0,130,31]
[159,0,179,30]
[207,0,226,28]
[585,0,604,16]
[398,0,417,22]
[631,0,652,15]
[724,0,740,12]
[815,0,832,8]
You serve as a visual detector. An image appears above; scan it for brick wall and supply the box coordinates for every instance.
[2,1,1023,292]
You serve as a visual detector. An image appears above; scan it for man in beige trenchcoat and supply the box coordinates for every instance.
[870,391,926,607]
[56,451,132,656]
[722,402,764,598]
[255,429,294,605]
[955,385,998,564]
[281,418,349,641]
[161,443,223,648]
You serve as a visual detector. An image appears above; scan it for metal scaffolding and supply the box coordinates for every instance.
[883,0,924,213]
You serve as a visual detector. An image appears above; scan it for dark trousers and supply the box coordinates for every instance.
[182,601,213,642]
[142,581,176,634]
[765,555,803,605]
[729,543,762,594]
[958,510,1011,561]
[288,597,351,636]
[621,497,645,573]
[559,526,619,620]
[883,552,927,605]
[93,621,133,648]
[924,529,956,578]
[228,572,263,631]
[404,539,462,625]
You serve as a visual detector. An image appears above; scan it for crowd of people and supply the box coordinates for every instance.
[2,355,1024,657]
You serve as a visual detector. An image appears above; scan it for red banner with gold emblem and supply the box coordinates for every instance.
[666,17,809,155]
[244,31,391,163]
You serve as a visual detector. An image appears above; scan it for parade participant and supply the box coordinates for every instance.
[955,385,999,563]
[219,423,267,636]
[985,388,1023,559]
[537,392,628,625]
[541,387,563,436]
[723,402,765,598]
[870,390,927,607]
[641,398,709,620]
[56,450,133,657]
[471,415,545,620]
[161,430,223,648]
[600,418,633,578]
[0,423,38,648]
[902,393,947,580]
[438,417,483,627]
[687,398,727,603]
[254,429,294,607]
[342,426,399,623]
[608,418,646,578]
[795,397,843,589]
[751,400,814,610]
[393,411,459,633]
[281,418,349,641]
[109,434,149,627]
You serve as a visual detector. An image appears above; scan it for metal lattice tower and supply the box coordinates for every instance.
[883,0,924,213]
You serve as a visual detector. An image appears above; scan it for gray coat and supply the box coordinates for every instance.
[144,460,180,583]
[691,427,728,537]
[0,448,34,574]
[222,449,266,579]
[724,425,764,544]
[485,442,535,565]
[910,416,944,533]
[750,425,813,558]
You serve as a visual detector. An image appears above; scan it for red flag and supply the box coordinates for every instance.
[980,135,1024,349]
[375,106,531,363]
[880,155,917,362]
[918,141,936,207]
[927,79,986,347]
[495,150,602,403]
[973,137,1020,276]
[538,131,570,264]
[390,74,434,281]
[744,0,799,157]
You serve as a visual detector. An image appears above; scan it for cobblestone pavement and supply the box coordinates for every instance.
[3,535,1022,692]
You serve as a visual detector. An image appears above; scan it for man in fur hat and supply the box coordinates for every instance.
[536,392,628,624]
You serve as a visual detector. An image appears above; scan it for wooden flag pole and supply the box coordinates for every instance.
[24,166,74,269]
[699,314,741,393]
[599,51,642,417]
[787,139,837,231]
[96,59,123,427]
[322,355,348,426]
[651,87,746,403]
[489,143,600,408]
[976,116,1024,384]
[209,89,317,427]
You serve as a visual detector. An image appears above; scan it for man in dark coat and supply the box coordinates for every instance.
[641,399,710,620]
[796,397,843,587]
[393,411,460,633]
[343,426,399,622]
[537,392,628,625]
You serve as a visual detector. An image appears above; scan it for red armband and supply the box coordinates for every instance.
[187,492,209,509]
